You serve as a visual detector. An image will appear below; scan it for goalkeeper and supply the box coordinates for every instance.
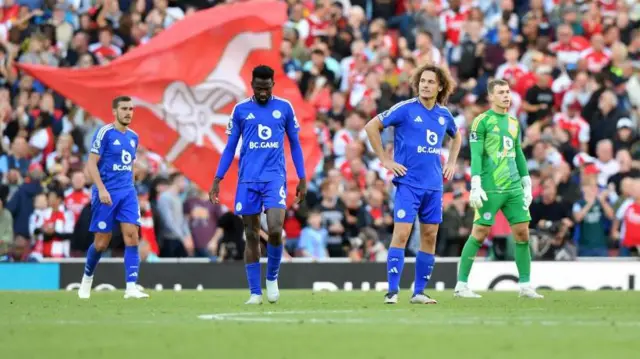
[454,79,543,299]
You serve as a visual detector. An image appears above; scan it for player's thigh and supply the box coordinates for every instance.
[503,191,532,228]
[89,191,117,233]
[261,180,287,212]
[235,182,262,215]
[472,192,506,226]
[393,183,422,224]
[418,189,443,225]
[114,188,141,227]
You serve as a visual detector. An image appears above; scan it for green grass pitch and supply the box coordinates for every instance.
[1,290,638,359]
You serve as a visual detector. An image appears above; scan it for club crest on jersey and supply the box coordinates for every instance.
[438,117,445,125]
[272,110,281,119]
[130,140,136,148]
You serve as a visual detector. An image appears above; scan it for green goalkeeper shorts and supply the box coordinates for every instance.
[473,190,531,226]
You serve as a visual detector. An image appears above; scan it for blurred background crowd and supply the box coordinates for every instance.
[1,0,640,263]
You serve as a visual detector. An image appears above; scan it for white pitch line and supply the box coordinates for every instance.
[196,310,640,327]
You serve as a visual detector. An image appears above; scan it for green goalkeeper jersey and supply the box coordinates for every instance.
[469,109,529,193]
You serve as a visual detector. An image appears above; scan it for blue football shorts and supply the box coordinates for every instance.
[234,179,287,215]
[393,183,443,224]
[90,187,140,233]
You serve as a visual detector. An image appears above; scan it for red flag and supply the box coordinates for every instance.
[18,1,321,210]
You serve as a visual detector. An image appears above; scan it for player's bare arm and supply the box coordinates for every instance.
[86,153,112,205]
[364,116,407,176]
[444,131,462,180]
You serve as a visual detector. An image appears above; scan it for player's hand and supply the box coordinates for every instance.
[296,179,307,204]
[443,162,455,181]
[98,188,112,206]
[469,176,487,209]
[209,178,221,204]
[381,159,407,177]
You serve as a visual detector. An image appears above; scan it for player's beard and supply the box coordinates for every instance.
[255,93,270,105]
[117,115,131,127]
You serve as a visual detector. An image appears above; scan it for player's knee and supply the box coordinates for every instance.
[124,231,139,245]
[512,225,530,243]
[420,236,436,250]
[471,225,490,242]
[391,228,412,247]
[267,226,283,239]
[93,237,110,252]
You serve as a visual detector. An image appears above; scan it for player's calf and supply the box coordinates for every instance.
[455,224,490,297]
[384,223,412,303]
[412,223,438,302]
[265,209,285,303]
[78,233,112,299]
[243,215,263,302]
[122,223,149,299]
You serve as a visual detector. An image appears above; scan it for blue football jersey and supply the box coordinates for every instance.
[378,98,457,190]
[225,96,300,183]
[90,124,138,192]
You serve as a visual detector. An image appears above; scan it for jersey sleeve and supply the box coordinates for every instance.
[514,120,529,177]
[284,101,300,135]
[225,105,242,139]
[90,126,109,156]
[444,109,458,137]
[377,102,407,128]
[469,114,486,176]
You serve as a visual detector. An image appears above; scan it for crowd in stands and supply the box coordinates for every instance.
[1,0,640,263]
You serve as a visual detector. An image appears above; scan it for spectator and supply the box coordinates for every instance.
[530,177,572,233]
[613,117,637,152]
[608,149,640,195]
[31,185,74,258]
[366,188,392,244]
[316,180,345,257]
[594,139,620,187]
[1,137,30,177]
[209,210,245,262]
[613,179,640,256]
[137,184,158,256]
[589,90,626,154]
[183,187,223,257]
[63,170,89,222]
[440,189,473,256]
[156,172,193,257]
[0,195,13,256]
[553,161,581,205]
[523,68,555,126]
[298,209,329,260]
[7,162,43,238]
[572,179,615,256]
